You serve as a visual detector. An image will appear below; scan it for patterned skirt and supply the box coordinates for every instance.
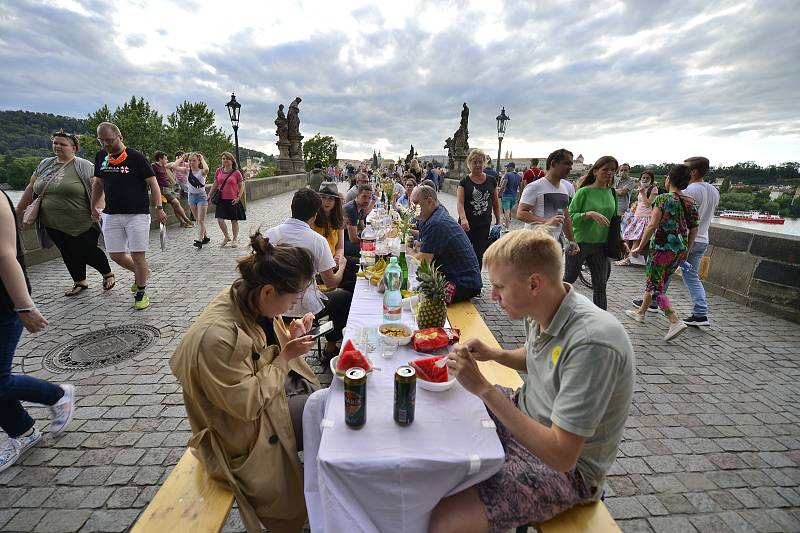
[622,215,650,241]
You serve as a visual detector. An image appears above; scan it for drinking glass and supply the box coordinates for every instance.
[359,256,370,292]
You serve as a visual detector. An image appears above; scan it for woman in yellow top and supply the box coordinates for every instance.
[312,182,345,263]
[170,233,319,533]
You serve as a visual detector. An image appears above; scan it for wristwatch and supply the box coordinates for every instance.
[155,206,164,210]
[14,306,36,313]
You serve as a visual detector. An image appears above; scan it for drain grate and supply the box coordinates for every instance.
[43,325,161,373]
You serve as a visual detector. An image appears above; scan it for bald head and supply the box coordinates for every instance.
[411,185,438,220]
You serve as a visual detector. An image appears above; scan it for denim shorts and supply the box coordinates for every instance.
[188,192,208,206]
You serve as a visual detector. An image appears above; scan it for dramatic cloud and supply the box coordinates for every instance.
[1,0,798,164]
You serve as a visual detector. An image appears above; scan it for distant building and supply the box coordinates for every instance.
[496,156,546,171]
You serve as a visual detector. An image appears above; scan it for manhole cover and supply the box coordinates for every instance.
[43,325,161,373]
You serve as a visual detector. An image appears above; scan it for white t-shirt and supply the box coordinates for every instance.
[519,178,575,241]
[186,169,208,195]
[684,181,720,244]
[265,218,336,316]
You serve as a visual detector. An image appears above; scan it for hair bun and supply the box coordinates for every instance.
[249,232,273,257]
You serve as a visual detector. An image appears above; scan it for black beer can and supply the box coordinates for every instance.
[394,366,416,426]
[344,368,367,428]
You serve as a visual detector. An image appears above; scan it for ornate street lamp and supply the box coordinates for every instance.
[495,107,510,173]
[225,93,242,169]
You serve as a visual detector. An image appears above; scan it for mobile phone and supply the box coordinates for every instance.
[307,321,334,340]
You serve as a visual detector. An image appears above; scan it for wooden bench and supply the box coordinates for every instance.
[446,301,621,533]
[131,449,234,533]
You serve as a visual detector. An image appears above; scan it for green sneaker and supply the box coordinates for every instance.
[134,294,149,310]
[130,282,138,294]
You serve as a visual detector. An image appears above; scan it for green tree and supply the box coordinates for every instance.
[719,176,731,194]
[718,192,754,211]
[255,165,277,178]
[0,155,40,189]
[302,133,337,171]
[85,97,164,160]
[164,101,232,172]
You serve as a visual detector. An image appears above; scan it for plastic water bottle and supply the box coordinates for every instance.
[383,257,402,322]
[361,223,376,267]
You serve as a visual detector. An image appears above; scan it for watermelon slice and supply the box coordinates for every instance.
[410,356,449,383]
[337,348,371,375]
[341,339,357,354]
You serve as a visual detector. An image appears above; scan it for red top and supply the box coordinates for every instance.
[215,168,243,200]
[523,167,545,184]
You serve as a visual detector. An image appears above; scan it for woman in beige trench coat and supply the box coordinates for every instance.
[170,233,320,533]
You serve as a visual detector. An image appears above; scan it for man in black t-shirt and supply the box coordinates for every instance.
[91,122,167,311]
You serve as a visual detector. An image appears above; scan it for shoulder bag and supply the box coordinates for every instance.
[605,187,625,260]
[22,161,61,225]
[210,171,234,205]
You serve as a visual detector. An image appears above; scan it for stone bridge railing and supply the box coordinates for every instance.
[703,224,799,323]
[19,173,307,267]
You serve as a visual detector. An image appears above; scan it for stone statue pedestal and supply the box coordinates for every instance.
[451,155,468,180]
[276,141,293,175]
[277,158,294,175]
[289,139,304,174]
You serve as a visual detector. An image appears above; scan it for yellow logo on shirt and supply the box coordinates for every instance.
[551,345,562,366]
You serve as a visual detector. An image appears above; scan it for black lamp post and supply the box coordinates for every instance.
[225,93,242,170]
[495,107,510,173]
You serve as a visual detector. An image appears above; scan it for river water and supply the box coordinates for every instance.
[3,189,799,237]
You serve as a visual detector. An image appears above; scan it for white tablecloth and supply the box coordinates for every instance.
[303,278,505,533]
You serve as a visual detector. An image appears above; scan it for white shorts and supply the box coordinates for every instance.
[102,213,151,253]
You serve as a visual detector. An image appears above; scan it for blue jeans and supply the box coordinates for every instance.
[664,241,708,317]
[0,316,64,438]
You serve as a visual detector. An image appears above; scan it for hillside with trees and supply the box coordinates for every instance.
[0,111,87,158]
[0,99,278,189]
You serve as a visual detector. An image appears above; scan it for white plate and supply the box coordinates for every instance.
[329,355,373,380]
[417,374,457,392]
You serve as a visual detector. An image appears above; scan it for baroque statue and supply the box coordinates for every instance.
[287,97,302,140]
[274,104,288,144]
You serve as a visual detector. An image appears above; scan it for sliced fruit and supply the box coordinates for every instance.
[410,355,449,383]
[337,349,371,375]
[341,339,356,354]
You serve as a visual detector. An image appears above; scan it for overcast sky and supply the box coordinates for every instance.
[1,0,798,165]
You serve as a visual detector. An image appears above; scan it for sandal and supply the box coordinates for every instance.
[614,258,631,267]
[65,283,89,297]
[220,238,231,248]
[102,273,116,291]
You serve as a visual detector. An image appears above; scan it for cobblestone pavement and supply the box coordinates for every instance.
[2,186,798,533]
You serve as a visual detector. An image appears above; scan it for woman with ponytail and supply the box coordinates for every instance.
[170,232,319,533]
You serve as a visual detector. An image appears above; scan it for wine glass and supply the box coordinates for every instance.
[359,255,370,292]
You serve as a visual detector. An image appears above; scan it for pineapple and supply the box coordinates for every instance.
[415,260,448,328]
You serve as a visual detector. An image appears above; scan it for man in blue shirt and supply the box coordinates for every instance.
[410,185,482,303]
[343,184,373,257]
[500,162,522,231]
[483,157,499,179]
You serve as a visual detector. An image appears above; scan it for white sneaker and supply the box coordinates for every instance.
[624,309,645,323]
[49,384,76,435]
[0,428,43,473]
[664,321,688,341]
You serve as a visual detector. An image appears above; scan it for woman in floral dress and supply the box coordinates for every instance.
[625,164,698,341]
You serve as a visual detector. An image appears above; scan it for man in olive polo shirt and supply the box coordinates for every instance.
[430,229,634,533]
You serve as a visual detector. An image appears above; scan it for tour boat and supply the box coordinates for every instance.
[718,210,785,224]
